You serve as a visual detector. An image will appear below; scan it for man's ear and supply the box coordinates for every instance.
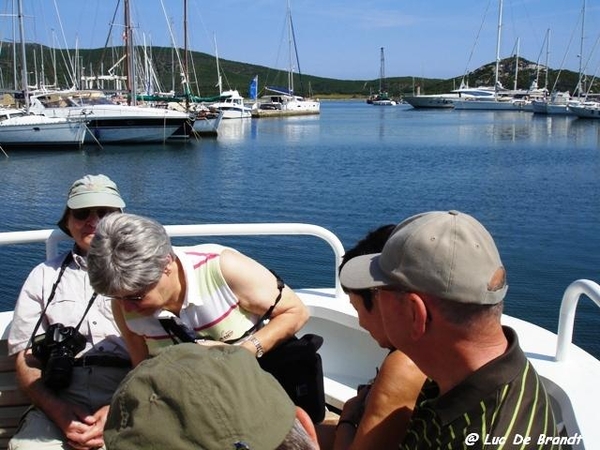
[406,293,428,340]
[295,406,320,448]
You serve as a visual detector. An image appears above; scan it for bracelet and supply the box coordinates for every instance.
[336,419,358,430]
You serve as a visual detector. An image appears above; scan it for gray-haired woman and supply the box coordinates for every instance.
[87,213,309,367]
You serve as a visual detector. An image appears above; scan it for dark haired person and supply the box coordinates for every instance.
[333,224,425,450]
[340,211,559,448]
[8,174,131,450]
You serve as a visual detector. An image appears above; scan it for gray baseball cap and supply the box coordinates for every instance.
[339,210,508,305]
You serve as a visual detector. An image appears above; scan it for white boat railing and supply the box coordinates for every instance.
[2,224,598,364]
[0,223,346,298]
[556,279,600,362]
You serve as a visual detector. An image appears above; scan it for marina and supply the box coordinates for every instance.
[0,100,598,447]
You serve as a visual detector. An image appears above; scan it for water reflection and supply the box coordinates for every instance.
[451,111,600,147]
[216,119,253,143]
[242,114,320,144]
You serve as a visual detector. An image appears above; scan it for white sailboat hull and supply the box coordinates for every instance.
[453,99,528,111]
[568,104,600,119]
[0,115,87,147]
[252,97,320,117]
[191,111,223,136]
[404,95,457,109]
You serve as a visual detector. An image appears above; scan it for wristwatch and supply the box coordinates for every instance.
[249,336,264,358]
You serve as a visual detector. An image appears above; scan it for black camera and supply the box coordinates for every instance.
[31,323,87,390]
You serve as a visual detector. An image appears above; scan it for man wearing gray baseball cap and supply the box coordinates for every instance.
[340,210,559,449]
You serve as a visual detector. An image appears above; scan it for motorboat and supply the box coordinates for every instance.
[29,90,193,144]
[251,4,320,118]
[209,90,253,119]
[0,108,87,148]
[404,85,497,109]
[0,223,597,449]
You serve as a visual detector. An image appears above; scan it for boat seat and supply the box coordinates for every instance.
[0,338,29,450]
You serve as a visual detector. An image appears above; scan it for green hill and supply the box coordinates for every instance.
[0,42,593,100]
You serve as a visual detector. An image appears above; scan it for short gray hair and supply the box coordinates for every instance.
[87,213,175,296]
[276,419,318,450]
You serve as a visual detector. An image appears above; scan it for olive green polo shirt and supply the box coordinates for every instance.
[400,327,563,450]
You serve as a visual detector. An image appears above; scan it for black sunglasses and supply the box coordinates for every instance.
[71,207,118,221]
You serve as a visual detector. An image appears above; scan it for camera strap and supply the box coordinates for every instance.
[26,252,73,351]
[26,252,98,351]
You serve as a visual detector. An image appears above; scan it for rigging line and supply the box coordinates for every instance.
[288,9,305,96]
[51,0,76,87]
[581,33,600,99]
[158,0,186,93]
[533,29,548,86]
[98,0,121,71]
[550,6,580,93]
[461,0,493,85]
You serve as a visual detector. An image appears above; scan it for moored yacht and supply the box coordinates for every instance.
[567,101,600,119]
[0,108,88,148]
[252,88,320,118]
[404,84,497,109]
[29,90,193,144]
[208,90,252,119]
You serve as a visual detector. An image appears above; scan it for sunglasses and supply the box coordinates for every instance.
[71,207,118,221]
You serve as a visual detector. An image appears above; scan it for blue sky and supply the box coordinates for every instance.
[2,0,597,82]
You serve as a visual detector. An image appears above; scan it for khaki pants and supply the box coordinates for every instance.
[8,365,129,450]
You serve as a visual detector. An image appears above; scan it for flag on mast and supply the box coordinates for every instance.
[249,75,258,100]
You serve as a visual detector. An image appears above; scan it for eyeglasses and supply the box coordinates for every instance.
[71,207,118,221]
[109,292,146,302]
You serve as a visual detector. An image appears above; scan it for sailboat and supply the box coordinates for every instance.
[367,47,396,106]
[531,2,587,116]
[452,0,546,111]
[252,1,320,117]
[0,0,88,148]
[206,36,252,119]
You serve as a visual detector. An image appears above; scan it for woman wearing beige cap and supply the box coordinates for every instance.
[8,174,132,450]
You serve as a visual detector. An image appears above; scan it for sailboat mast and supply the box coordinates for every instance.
[494,0,503,94]
[183,0,189,109]
[287,1,294,95]
[542,28,550,90]
[214,33,222,95]
[577,0,585,98]
[124,0,135,105]
[514,37,519,91]
[17,0,29,111]
[379,47,385,92]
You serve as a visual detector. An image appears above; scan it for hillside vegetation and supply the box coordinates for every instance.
[0,43,594,99]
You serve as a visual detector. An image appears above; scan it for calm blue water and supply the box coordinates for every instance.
[1,101,599,358]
